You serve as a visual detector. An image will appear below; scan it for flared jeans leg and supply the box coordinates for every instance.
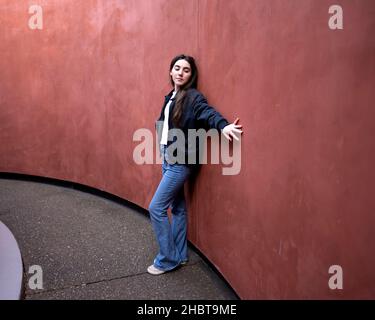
[171,188,189,263]
[148,161,191,271]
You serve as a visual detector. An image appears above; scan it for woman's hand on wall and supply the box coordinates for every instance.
[222,118,243,141]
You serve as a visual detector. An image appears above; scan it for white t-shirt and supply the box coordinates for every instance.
[160,91,177,145]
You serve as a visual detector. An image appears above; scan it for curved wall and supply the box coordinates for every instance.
[1,0,374,298]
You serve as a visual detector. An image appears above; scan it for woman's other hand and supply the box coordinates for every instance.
[222,118,243,141]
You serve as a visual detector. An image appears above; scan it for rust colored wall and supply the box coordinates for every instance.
[1,0,374,299]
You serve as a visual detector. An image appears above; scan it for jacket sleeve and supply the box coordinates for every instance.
[191,91,229,130]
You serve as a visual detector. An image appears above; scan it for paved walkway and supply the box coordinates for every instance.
[0,176,238,300]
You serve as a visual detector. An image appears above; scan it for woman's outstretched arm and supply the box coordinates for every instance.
[190,89,243,140]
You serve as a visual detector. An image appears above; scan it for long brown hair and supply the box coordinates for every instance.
[169,54,198,127]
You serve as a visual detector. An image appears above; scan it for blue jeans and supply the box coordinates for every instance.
[148,146,192,271]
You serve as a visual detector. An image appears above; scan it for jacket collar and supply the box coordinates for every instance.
[164,89,177,101]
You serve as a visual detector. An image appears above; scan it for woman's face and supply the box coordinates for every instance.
[170,59,192,90]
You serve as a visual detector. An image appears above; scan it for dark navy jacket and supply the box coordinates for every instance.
[156,88,229,167]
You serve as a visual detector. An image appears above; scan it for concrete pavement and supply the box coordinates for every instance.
[0,175,238,300]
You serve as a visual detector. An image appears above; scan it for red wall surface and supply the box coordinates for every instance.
[1,0,374,299]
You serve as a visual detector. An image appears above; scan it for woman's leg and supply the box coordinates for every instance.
[148,162,191,271]
[171,189,188,263]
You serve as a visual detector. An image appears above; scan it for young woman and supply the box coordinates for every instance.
[147,54,243,275]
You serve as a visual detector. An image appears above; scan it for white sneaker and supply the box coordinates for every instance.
[147,265,166,275]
